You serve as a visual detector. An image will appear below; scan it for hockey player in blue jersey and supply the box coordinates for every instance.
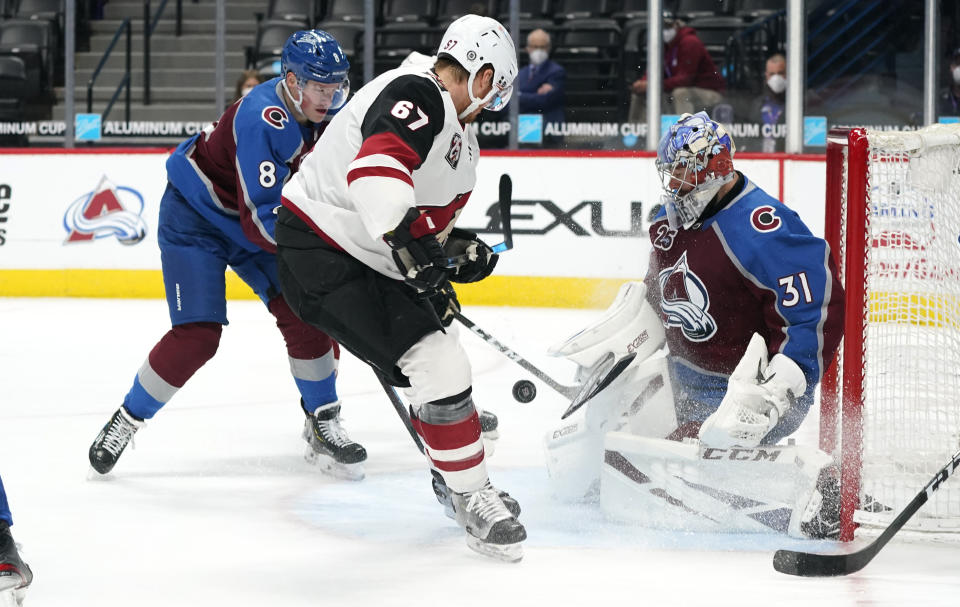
[87,30,368,479]
[648,111,845,445]
[545,112,845,538]
[0,475,32,606]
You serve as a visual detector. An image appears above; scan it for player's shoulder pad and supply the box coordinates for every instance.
[721,178,810,239]
[361,73,446,140]
[235,79,302,151]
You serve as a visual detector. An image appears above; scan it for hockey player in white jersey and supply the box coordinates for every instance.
[275,15,525,561]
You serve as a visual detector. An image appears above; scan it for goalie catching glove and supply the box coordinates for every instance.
[698,333,807,448]
[384,207,451,291]
[444,228,498,283]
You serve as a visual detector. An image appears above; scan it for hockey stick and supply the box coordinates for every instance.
[490,173,514,254]
[773,448,960,577]
[561,351,637,419]
[374,370,425,454]
[454,311,579,398]
[454,311,634,412]
[445,173,514,267]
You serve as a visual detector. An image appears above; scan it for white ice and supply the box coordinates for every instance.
[1,298,958,606]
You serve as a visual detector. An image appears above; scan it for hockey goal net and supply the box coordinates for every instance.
[822,124,960,541]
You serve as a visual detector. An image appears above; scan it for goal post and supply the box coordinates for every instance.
[822,124,960,542]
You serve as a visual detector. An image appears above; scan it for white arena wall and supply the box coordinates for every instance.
[0,149,827,308]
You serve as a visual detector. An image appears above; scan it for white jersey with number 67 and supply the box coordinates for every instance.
[282,63,480,279]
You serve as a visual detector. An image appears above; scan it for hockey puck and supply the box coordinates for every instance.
[512,379,537,403]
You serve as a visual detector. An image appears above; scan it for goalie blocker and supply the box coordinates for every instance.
[544,281,834,537]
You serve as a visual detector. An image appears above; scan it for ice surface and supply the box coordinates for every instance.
[0,299,958,606]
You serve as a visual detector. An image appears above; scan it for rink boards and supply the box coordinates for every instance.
[0,149,826,308]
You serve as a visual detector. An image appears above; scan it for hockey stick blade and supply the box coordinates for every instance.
[561,352,637,419]
[773,448,960,577]
[772,549,871,577]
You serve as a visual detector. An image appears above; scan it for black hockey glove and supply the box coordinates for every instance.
[426,281,460,327]
[444,227,499,283]
[384,207,450,292]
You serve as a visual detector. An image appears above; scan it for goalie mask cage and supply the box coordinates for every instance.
[822,125,960,542]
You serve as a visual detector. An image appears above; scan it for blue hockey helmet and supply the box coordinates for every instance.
[656,111,737,229]
[280,30,351,113]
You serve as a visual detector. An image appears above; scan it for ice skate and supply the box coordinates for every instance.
[302,401,367,481]
[452,484,526,562]
[801,467,841,540]
[88,406,144,475]
[0,523,32,607]
[431,470,520,520]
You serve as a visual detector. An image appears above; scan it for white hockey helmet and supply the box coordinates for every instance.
[437,14,518,119]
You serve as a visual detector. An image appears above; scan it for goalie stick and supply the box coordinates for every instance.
[773,448,960,577]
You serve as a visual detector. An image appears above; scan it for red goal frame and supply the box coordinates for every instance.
[821,127,871,542]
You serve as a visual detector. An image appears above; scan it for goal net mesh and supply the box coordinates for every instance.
[842,125,960,531]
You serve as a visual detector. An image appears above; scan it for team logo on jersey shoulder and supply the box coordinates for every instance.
[750,205,781,233]
[446,132,462,169]
[657,251,717,342]
[262,106,289,130]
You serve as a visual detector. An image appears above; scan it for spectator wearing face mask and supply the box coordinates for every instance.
[749,53,787,153]
[233,69,264,104]
[516,29,566,129]
[628,15,726,123]
[938,47,960,119]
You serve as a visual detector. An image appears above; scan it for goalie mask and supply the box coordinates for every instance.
[656,112,736,229]
[281,30,351,117]
[437,15,518,119]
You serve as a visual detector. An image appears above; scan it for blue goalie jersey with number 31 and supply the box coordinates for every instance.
[643,174,845,442]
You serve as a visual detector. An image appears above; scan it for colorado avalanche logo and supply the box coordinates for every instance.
[657,251,717,342]
[63,175,147,245]
[751,205,781,233]
[262,106,289,130]
[446,132,462,169]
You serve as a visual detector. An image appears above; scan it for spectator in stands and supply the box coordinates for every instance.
[749,53,787,152]
[233,69,264,103]
[516,28,566,130]
[937,47,960,119]
[628,15,726,123]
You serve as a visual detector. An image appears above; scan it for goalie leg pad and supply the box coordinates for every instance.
[544,354,676,500]
[600,433,832,535]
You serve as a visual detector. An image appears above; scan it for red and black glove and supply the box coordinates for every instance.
[384,208,450,292]
[444,227,499,283]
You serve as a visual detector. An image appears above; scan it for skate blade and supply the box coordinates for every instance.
[303,447,365,481]
[464,535,524,563]
[86,466,115,481]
